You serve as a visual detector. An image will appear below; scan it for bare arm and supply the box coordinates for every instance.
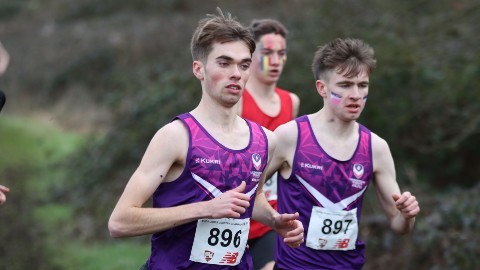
[290,92,300,118]
[265,120,298,180]
[108,120,251,238]
[253,126,304,247]
[371,133,420,234]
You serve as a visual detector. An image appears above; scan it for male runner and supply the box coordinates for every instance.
[268,38,420,270]
[108,9,304,270]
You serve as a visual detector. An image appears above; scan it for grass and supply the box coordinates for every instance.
[0,116,85,170]
[0,115,150,269]
[54,241,150,270]
[0,115,86,198]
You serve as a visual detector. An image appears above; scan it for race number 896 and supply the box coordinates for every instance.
[208,228,241,248]
[322,219,352,234]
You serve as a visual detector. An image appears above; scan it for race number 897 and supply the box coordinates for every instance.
[322,219,352,234]
[208,228,241,248]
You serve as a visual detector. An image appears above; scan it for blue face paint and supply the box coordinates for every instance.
[330,91,342,106]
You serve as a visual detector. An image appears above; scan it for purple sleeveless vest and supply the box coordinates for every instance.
[147,113,268,270]
[275,115,373,270]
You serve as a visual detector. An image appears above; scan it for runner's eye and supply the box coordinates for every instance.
[240,63,250,70]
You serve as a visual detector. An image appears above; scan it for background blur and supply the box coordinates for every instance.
[0,0,479,269]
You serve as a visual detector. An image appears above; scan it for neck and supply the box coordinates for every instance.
[191,98,239,132]
[311,109,357,139]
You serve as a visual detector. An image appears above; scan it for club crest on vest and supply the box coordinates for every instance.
[252,153,262,170]
[353,164,364,179]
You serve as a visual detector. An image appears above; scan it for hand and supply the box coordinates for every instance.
[207,181,250,219]
[392,191,420,220]
[0,184,10,205]
[274,212,304,248]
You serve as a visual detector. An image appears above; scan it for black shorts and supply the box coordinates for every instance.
[247,230,276,270]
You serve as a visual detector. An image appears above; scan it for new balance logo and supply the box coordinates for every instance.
[334,239,350,249]
[219,252,239,264]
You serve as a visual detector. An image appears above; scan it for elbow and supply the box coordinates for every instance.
[108,217,129,238]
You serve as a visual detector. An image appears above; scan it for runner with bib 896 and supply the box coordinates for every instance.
[108,8,304,270]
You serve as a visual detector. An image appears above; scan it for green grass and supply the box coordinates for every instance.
[0,116,85,170]
[0,115,150,270]
[0,116,152,269]
[0,115,87,199]
[55,241,150,270]
[34,203,75,228]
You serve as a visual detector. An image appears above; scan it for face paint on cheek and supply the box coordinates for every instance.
[362,95,368,104]
[261,55,269,75]
[330,92,342,106]
[282,44,287,65]
[259,40,275,75]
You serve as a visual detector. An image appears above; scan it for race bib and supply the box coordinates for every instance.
[190,218,250,266]
[306,207,358,251]
[262,172,278,201]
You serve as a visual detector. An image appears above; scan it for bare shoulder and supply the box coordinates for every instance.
[153,119,187,140]
[274,120,298,147]
[289,92,300,105]
[370,131,391,156]
[370,131,395,173]
[289,92,300,117]
[149,119,189,158]
[261,127,277,152]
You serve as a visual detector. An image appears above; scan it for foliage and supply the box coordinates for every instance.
[0,117,84,170]
[0,167,58,270]
[0,117,84,270]
[60,71,200,239]
[0,0,28,21]
[362,183,480,270]
[1,0,480,269]
[33,0,479,191]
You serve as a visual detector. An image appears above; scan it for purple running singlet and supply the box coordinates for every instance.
[275,115,373,270]
[147,113,268,270]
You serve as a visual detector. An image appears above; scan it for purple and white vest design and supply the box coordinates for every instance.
[275,115,373,270]
[147,113,268,270]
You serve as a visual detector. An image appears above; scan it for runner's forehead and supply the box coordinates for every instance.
[259,33,286,49]
[208,41,252,62]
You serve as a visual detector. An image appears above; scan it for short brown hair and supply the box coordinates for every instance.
[249,19,288,42]
[312,38,376,81]
[190,8,256,62]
